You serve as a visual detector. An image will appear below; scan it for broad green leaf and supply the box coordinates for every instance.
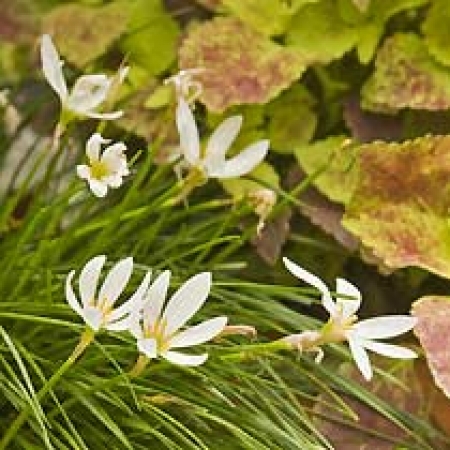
[267,84,317,154]
[286,0,359,64]
[179,17,306,112]
[44,1,129,67]
[362,33,450,112]
[422,0,450,67]
[121,0,180,76]
[221,0,318,36]
[343,136,450,279]
[338,0,430,63]
[412,296,450,399]
[220,162,280,200]
[294,136,359,204]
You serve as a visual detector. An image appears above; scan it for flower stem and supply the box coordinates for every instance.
[0,329,94,449]
[128,354,149,378]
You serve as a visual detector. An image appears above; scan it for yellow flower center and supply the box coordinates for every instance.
[90,160,109,180]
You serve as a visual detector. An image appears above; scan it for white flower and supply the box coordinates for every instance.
[128,270,227,366]
[65,256,151,332]
[76,133,129,198]
[283,257,418,381]
[175,97,269,180]
[165,68,205,104]
[40,34,123,121]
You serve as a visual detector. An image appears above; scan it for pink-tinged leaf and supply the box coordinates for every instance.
[44,2,129,67]
[0,0,36,44]
[314,363,432,449]
[251,208,292,265]
[412,296,450,399]
[179,17,306,112]
[287,167,359,251]
[343,95,403,143]
[362,33,450,112]
[343,136,450,279]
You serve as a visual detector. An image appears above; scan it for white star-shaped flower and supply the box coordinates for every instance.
[76,133,129,198]
[175,97,269,180]
[127,270,227,366]
[40,34,123,122]
[65,256,151,332]
[283,257,418,381]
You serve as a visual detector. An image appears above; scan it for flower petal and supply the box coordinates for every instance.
[336,277,361,320]
[137,338,158,359]
[82,306,103,331]
[162,272,212,336]
[353,316,417,340]
[359,339,417,359]
[108,270,152,323]
[79,255,106,308]
[169,316,228,349]
[98,257,133,307]
[143,270,171,330]
[86,133,109,162]
[88,179,108,198]
[203,115,242,173]
[176,98,200,166]
[66,74,111,114]
[40,34,68,101]
[209,139,269,179]
[162,350,208,366]
[282,257,336,316]
[348,335,373,381]
[76,164,91,180]
[65,270,82,315]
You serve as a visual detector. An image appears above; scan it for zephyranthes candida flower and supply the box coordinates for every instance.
[282,257,417,381]
[76,133,129,198]
[40,34,123,122]
[128,270,227,366]
[65,256,151,332]
[176,97,269,180]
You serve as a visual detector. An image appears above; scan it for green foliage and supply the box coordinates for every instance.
[121,0,180,76]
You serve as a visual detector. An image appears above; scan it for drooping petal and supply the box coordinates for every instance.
[137,338,158,359]
[98,257,133,307]
[162,350,208,366]
[353,316,417,340]
[282,257,336,316]
[86,133,109,162]
[65,270,82,315]
[82,110,123,120]
[162,272,212,336]
[108,271,152,323]
[335,277,361,320]
[209,140,269,179]
[359,339,417,359]
[169,316,227,349]
[203,115,242,173]
[143,270,171,330]
[88,179,108,198]
[40,34,68,101]
[66,74,111,114]
[175,98,200,166]
[82,306,103,332]
[76,165,91,180]
[79,255,106,308]
[348,335,372,381]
